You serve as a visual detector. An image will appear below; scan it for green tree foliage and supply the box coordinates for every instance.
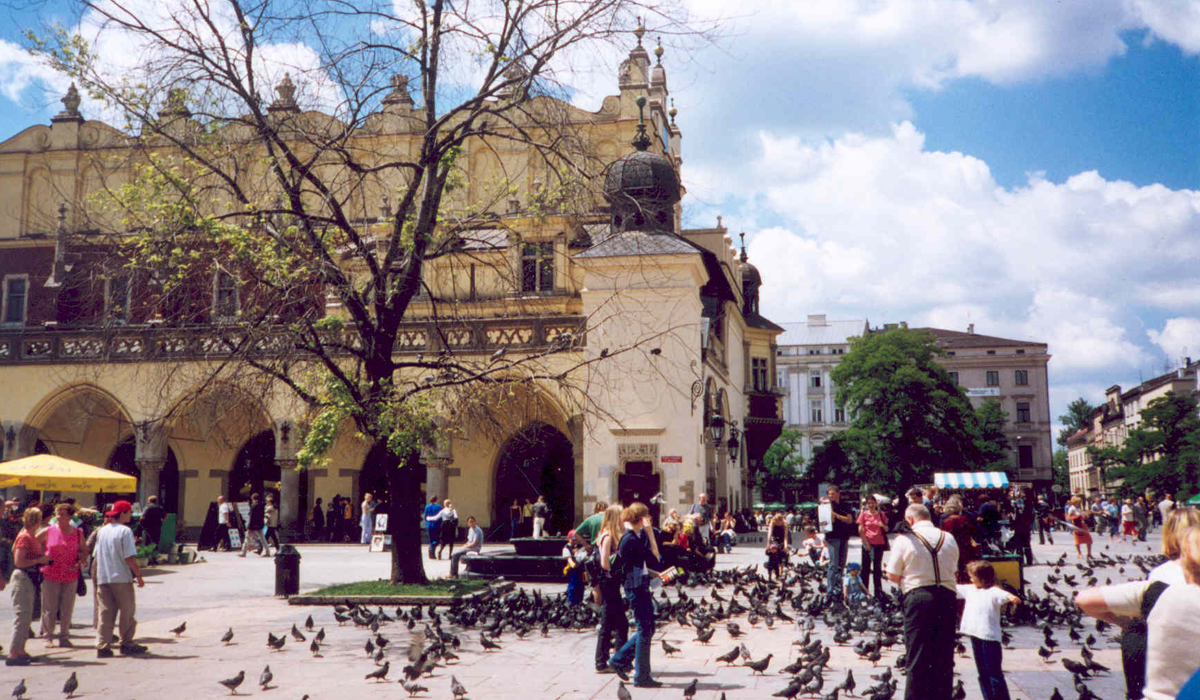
[974,399,1012,473]
[759,429,805,501]
[1051,448,1070,495]
[1109,392,1200,499]
[1057,397,1097,446]
[817,328,985,494]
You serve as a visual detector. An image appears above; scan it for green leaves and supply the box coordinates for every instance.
[1104,392,1200,499]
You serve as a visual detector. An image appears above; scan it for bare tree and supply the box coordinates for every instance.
[28,0,711,582]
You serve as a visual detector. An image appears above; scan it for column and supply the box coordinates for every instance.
[274,419,300,539]
[2,421,37,501]
[134,421,168,505]
[136,459,165,505]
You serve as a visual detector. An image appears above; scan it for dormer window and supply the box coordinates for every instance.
[214,270,239,320]
[2,276,28,326]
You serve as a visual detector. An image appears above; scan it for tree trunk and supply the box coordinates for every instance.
[389,449,428,585]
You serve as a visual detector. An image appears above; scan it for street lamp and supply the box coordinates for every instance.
[727,425,741,462]
[708,413,726,446]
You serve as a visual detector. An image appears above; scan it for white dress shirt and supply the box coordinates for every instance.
[885,520,959,593]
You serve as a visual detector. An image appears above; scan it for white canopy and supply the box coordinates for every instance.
[934,472,1010,489]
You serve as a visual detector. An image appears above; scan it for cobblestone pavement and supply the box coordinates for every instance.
[0,528,1164,700]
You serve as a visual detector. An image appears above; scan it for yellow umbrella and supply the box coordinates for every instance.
[0,454,138,493]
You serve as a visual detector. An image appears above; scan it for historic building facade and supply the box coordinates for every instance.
[0,33,784,537]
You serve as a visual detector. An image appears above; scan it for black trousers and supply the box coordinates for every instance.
[594,579,629,669]
[860,544,885,596]
[903,585,958,700]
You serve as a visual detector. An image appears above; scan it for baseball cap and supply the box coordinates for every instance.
[106,500,132,517]
[846,562,861,572]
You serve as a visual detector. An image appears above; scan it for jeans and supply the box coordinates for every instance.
[902,585,958,700]
[427,525,440,558]
[449,549,478,578]
[860,543,885,596]
[595,579,629,669]
[610,584,655,684]
[566,568,584,605]
[971,636,1011,700]
[826,537,849,600]
[1037,517,1053,545]
[510,518,521,540]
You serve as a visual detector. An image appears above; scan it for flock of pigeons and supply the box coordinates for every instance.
[7,539,1166,700]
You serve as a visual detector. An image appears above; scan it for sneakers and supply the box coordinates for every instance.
[96,648,114,658]
[606,663,630,681]
[119,643,148,656]
[634,679,663,688]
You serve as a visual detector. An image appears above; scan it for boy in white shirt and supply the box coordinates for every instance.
[957,561,1020,700]
[800,527,826,566]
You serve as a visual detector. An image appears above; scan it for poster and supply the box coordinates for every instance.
[227,528,242,549]
[370,534,387,552]
[818,503,833,533]
[375,514,388,533]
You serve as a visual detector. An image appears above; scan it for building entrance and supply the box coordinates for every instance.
[618,460,661,524]
[493,423,575,536]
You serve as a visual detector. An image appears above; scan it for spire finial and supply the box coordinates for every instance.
[633,18,645,46]
[669,98,677,124]
[631,95,650,151]
[654,37,664,64]
[739,232,747,262]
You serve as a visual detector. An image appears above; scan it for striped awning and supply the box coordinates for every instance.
[934,472,1010,489]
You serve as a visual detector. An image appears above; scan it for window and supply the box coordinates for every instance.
[1016,349,1025,355]
[521,242,554,292]
[808,348,821,355]
[810,407,823,424]
[1018,444,1033,470]
[1016,402,1031,423]
[949,371,959,384]
[986,350,995,355]
[751,358,769,392]
[1014,369,1029,386]
[809,371,822,388]
[214,271,239,319]
[832,347,845,355]
[985,370,999,386]
[107,276,130,323]
[2,276,28,325]
[834,407,845,423]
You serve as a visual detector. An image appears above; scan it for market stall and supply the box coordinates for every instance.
[0,454,139,493]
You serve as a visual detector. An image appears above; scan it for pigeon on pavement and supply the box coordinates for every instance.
[683,678,698,699]
[218,671,245,695]
[12,679,26,700]
[259,665,273,690]
[400,679,428,696]
[616,681,632,700]
[365,661,390,682]
[170,621,187,636]
[221,628,235,645]
[451,675,468,699]
[63,671,79,698]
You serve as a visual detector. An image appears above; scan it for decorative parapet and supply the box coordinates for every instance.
[0,316,586,365]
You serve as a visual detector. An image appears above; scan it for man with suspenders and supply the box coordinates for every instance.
[886,503,961,700]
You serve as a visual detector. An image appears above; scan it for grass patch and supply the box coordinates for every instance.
[308,579,489,597]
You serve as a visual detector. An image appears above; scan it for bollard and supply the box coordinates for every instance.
[274,544,301,597]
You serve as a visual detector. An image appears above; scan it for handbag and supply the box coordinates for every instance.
[76,573,87,597]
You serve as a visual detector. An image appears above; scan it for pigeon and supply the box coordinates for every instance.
[259,665,273,690]
[662,640,681,656]
[310,638,321,657]
[365,639,375,656]
[11,679,25,700]
[772,678,804,700]
[314,627,326,644]
[63,671,79,698]
[221,628,235,645]
[617,681,632,700]
[267,632,285,650]
[695,627,715,644]
[218,671,245,695]
[451,675,468,699]
[744,653,773,675]
[716,647,740,665]
[839,669,855,696]
[1049,688,1064,700]
[480,634,502,651]
[365,661,390,682]
[170,621,187,636]
[683,678,698,699]
[400,680,428,696]
[374,646,386,664]
[291,624,306,642]
[305,614,314,631]
[1062,658,1090,677]
[1037,645,1057,662]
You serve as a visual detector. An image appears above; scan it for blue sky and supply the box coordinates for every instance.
[1,0,1199,447]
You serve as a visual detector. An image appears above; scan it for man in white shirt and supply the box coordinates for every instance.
[1158,495,1175,527]
[93,500,146,657]
[449,517,484,578]
[216,495,234,551]
[886,504,960,700]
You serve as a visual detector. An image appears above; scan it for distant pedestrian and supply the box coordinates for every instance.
[689,493,713,547]
[41,502,85,647]
[424,496,443,559]
[93,500,146,658]
[1134,498,1150,541]
[1122,499,1137,541]
[139,495,165,547]
[764,514,790,580]
[360,493,377,545]
[436,500,459,559]
[341,497,354,542]
[239,493,270,558]
[857,497,888,597]
[216,495,234,551]
[327,496,341,542]
[263,494,281,552]
[509,499,522,541]
[7,506,50,666]
[309,497,325,541]
[532,495,549,539]
[843,562,867,606]
[448,516,483,579]
[563,530,586,605]
[1067,496,1093,559]
[522,498,534,538]
[886,504,960,700]
[823,485,856,602]
[1159,494,1176,530]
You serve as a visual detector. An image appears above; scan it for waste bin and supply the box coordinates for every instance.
[275,544,301,597]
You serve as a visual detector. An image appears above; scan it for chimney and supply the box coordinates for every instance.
[807,314,827,327]
[967,323,975,334]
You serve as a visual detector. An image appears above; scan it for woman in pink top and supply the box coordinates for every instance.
[40,502,84,646]
[856,498,889,598]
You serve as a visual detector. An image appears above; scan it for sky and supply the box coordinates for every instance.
[0,0,1198,445]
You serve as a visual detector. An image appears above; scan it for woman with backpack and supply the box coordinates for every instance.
[593,505,628,674]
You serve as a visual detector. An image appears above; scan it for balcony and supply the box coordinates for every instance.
[0,316,587,365]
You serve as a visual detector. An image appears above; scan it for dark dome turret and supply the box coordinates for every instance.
[604,95,680,233]
[739,233,761,316]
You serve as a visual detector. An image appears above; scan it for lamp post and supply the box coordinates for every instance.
[727,425,741,462]
[708,413,726,446]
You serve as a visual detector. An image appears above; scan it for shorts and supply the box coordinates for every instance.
[1123,521,1137,535]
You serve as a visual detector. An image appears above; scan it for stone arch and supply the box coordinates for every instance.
[23,165,59,235]
[24,383,135,468]
[491,421,575,537]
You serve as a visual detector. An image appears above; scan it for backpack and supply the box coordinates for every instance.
[1120,581,1169,700]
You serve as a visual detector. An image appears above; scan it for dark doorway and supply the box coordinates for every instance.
[160,449,180,514]
[104,437,139,511]
[230,430,280,501]
[360,441,400,518]
[617,461,661,525]
[493,423,575,536]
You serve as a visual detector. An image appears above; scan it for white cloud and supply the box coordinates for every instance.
[1148,317,1200,362]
